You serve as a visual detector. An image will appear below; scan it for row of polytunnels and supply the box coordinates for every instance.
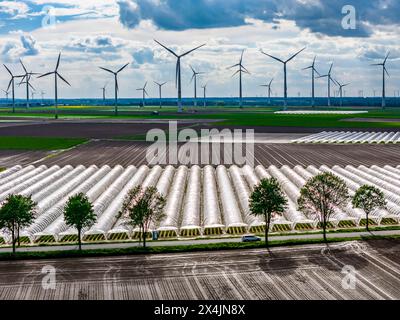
[293,131,400,144]
[0,163,399,244]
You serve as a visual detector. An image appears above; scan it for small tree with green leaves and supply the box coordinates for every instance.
[64,193,96,251]
[352,185,386,231]
[0,194,36,254]
[298,172,349,242]
[249,178,287,247]
[120,186,166,248]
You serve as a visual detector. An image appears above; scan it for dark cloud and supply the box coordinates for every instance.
[117,0,400,37]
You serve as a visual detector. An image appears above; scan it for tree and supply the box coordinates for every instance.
[0,194,36,254]
[352,185,386,231]
[120,186,166,248]
[249,178,287,247]
[298,172,349,242]
[64,193,96,251]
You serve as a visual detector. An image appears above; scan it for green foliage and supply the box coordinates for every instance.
[0,194,37,253]
[64,193,95,251]
[298,172,349,241]
[120,186,166,247]
[250,178,287,246]
[64,193,96,231]
[353,185,386,230]
[352,185,386,214]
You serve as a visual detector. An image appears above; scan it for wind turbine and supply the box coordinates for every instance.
[136,81,149,107]
[154,81,167,108]
[259,78,273,105]
[40,90,45,104]
[190,65,204,107]
[303,56,320,108]
[31,91,35,100]
[4,65,24,113]
[99,63,129,116]
[201,82,208,108]
[333,79,349,107]
[260,47,306,110]
[371,52,390,109]
[317,63,335,107]
[228,50,250,108]
[100,83,107,104]
[37,53,71,119]
[154,39,206,113]
[19,59,38,109]
[1,89,10,101]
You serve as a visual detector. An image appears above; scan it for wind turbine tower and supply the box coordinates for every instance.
[228,50,249,108]
[154,40,206,113]
[260,47,306,110]
[303,56,320,108]
[154,81,167,108]
[190,65,204,107]
[371,52,390,109]
[38,53,71,119]
[260,78,273,105]
[317,63,335,107]
[136,82,149,107]
[99,63,129,116]
[3,65,23,113]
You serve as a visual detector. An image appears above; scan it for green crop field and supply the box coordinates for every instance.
[1,106,400,128]
[0,136,88,150]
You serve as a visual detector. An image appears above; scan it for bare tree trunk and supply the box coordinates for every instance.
[78,228,82,252]
[12,226,16,254]
[143,224,146,248]
[366,211,369,232]
[265,213,270,247]
[17,227,20,247]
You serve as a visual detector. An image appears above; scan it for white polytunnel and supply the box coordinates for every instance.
[0,163,399,245]
[180,165,201,237]
[158,166,188,237]
[202,165,224,235]
[293,131,400,144]
[216,165,247,234]
[229,165,264,232]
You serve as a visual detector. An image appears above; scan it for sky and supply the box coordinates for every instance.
[0,0,399,99]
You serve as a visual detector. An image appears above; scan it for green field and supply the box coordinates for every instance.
[1,106,400,129]
[0,137,88,150]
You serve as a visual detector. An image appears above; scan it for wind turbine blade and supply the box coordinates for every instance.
[260,50,284,63]
[144,89,149,97]
[190,65,195,74]
[328,63,333,74]
[371,63,383,66]
[269,78,274,85]
[56,52,61,71]
[3,64,13,76]
[144,81,147,89]
[231,70,241,78]
[190,73,195,83]
[180,43,206,57]
[57,73,71,86]
[154,39,178,57]
[314,68,321,76]
[154,81,160,86]
[312,55,317,66]
[384,67,390,77]
[286,47,306,63]
[37,72,54,79]
[227,63,240,70]
[242,65,250,73]
[117,63,129,73]
[302,66,312,70]
[7,79,12,92]
[28,83,36,91]
[316,75,328,79]
[161,82,167,86]
[343,83,350,87]
[384,52,390,64]
[240,50,244,64]
[20,59,27,73]
[99,67,115,74]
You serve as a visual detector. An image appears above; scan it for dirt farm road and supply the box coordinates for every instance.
[0,239,399,299]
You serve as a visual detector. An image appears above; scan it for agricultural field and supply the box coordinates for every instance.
[1,163,400,246]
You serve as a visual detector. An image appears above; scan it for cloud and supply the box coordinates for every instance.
[1,34,40,61]
[117,0,400,37]
[132,47,154,64]
[66,35,126,53]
